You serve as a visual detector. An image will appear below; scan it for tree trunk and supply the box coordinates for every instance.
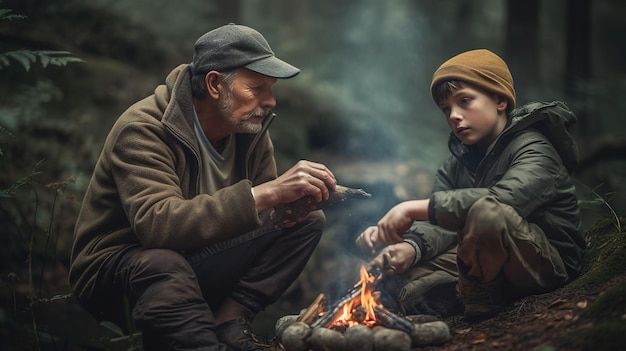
[565,0,591,136]
[505,0,540,103]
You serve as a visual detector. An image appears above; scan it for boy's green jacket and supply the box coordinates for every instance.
[421,101,585,278]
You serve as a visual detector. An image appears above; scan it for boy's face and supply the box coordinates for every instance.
[437,82,508,149]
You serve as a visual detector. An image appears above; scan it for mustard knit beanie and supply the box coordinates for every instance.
[430,49,516,111]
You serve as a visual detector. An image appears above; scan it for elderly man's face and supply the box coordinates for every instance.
[218,68,277,134]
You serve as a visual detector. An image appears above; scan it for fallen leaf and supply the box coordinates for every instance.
[576,300,588,309]
[470,333,487,344]
[455,327,472,334]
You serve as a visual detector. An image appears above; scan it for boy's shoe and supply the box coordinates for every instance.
[398,270,463,317]
[457,275,505,322]
[215,317,283,351]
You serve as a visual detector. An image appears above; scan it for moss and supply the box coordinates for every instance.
[560,217,626,351]
[562,320,626,351]
[565,216,626,290]
[579,280,626,321]
[572,280,626,350]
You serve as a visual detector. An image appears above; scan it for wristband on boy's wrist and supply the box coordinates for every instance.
[403,238,422,266]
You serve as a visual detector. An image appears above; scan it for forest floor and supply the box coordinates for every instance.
[420,273,626,351]
[416,216,626,351]
[264,214,626,351]
[260,216,626,351]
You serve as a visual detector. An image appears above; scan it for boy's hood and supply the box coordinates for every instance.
[448,101,579,174]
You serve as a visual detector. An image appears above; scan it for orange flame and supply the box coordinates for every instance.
[329,265,382,328]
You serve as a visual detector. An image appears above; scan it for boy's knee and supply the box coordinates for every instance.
[467,196,505,224]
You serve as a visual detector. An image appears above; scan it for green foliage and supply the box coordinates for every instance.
[0,49,85,71]
[0,3,84,71]
[0,6,25,21]
[577,180,622,233]
[0,2,85,350]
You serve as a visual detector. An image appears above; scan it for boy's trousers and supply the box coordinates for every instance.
[398,195,569,314]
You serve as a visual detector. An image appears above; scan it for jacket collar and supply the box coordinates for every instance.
[448,101,579,173]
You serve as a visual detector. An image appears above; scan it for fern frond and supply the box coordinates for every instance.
[0,50,84,71]
[0,124,14,137]
[0,171,43,198]
[0,8,26,20]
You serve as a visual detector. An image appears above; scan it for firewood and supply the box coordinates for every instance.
[280,322,311,351]
[409,320,450,347]
[309,327,345,351]
[372,327,412,351]
[297,293,327,325]
[271,184,372,227]
[372,306,414,334]
[405,314,441,324]
[344,324,373,351]
[310,283,364,329]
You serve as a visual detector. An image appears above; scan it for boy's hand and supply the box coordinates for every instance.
[355,226,385,255]
[369,242,416,275]
[356,199,429,256]
[375,202,416,244]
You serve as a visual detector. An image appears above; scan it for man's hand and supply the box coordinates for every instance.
[253,160,336,213]
[369,242,416,275]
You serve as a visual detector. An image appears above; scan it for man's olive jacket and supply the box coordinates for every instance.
[410,101,585,278]
[69,64,277,303]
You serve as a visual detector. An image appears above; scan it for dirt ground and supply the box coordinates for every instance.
[419,273,626,351]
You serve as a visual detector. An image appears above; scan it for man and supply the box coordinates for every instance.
[70,23,336,350]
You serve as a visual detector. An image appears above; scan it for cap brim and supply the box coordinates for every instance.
[245,56,300,79]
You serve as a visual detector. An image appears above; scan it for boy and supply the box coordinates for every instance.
[356,49,585,321]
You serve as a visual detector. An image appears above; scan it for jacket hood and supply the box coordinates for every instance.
[449,101,579,174]
[506,101,579,173]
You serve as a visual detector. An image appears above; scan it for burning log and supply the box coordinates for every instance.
[279,264,450,351]
[372,306,414,334]
[310,283,365,329]
[271,184,372,227]
[310,265,383,330]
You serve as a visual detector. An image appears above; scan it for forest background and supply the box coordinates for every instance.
[1,0,625,349]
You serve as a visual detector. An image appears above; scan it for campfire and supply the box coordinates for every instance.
[276,265,451,351]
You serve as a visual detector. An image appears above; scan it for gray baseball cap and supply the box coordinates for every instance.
[191,23,300,79]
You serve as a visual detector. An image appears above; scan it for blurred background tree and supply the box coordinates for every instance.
[1,0,624,347]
